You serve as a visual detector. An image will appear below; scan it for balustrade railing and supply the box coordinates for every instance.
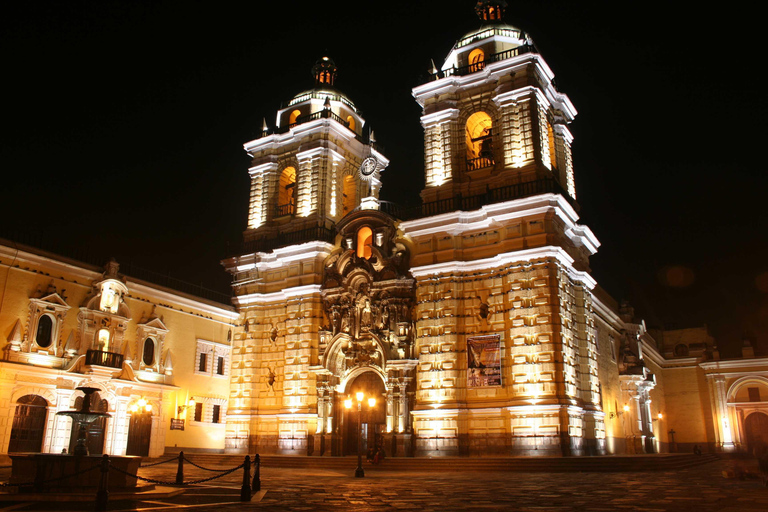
[466,156,494,171]
[86,349,124,369]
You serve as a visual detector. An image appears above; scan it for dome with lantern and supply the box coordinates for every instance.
[439,0,537,77]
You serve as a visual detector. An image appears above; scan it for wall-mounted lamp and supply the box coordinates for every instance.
[609,404,631,419]
[178,398,195,415]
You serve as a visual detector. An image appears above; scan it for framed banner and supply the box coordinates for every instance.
[467,334,502,387]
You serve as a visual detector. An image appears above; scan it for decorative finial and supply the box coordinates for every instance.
[262,118,268,132]
[475,0,507,22]
[323,96,332,110]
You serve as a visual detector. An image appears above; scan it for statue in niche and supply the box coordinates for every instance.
[341,309,351,334]
[270,325,278,344]
[360,298,372,329]
[330,307,341,335]
[266,367,276,391]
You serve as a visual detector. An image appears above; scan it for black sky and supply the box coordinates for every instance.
[2,1,766,356]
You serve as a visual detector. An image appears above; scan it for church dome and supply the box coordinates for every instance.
[439,1,534,75]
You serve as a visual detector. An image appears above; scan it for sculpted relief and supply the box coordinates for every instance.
[320,211,416,380]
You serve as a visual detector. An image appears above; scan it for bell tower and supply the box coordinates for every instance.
[413,0,577,205]
[243,57,389,246]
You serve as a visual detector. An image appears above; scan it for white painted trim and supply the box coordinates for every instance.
[409,246,597,290]
[234,284,323,307]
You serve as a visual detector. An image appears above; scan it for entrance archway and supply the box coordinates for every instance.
[69,392,108,455]
[342,371,386,456]
[126,411,152,456]
[9,395,48,453]
[744,411,768,453]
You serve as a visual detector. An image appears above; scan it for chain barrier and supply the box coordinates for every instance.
[109,461,245,486]
[0,463,99,488]
[182,455,236,472]
[139,456,178,468]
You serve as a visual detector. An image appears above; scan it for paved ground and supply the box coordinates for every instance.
[1,457,767,511]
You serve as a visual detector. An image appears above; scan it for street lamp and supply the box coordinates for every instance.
[345,391,376,478]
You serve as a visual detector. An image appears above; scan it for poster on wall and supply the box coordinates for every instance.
[467,334,502,387]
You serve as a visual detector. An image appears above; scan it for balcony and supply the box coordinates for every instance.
[431,44,535,81]
[85,349,124,369]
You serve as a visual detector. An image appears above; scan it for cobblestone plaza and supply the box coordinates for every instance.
[2,457,767,511]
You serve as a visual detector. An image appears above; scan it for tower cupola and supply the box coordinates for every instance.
[312,56,337,87]
[475,0,507,22]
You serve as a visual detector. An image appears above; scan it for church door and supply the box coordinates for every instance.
[343,371,387,456]
[744,411,768,453]
[8,395,48,453]
[126,411,152,456]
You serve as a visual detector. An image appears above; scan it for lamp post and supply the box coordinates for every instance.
[345,392,376,478]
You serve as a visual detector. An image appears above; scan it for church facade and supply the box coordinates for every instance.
[2,1,767,459]
[219,1,768,458]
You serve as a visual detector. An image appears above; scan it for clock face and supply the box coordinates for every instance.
[360,157,377,177]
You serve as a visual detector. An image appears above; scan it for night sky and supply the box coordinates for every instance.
[2,1,765,356]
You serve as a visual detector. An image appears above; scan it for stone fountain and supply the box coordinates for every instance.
[6,386,142,494]
[56,386,110,456]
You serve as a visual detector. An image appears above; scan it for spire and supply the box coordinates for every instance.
[475,0,507,22]
[312,56,337,87]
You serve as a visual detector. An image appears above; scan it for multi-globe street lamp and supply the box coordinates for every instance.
[345,391,376,478]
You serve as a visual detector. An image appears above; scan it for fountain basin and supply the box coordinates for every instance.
[8,453,142,493]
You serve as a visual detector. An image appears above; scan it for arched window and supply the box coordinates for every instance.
[357,227,373,259]
[289,109,301,125]
[547,121,558,169]
[36,315,53,348]
[342,175,356,215]
[277,167,296,216]
[143,338,155,366]
[346,115,356,132]
[468,48,485,73]
[465,112,494,170]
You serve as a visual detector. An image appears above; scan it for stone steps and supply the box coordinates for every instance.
[154,452,720,472]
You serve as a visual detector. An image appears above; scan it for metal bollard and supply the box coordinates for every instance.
[252,454,260,492]
[240,455,251,501]
[175,451,184,485]
[95,454,109,512]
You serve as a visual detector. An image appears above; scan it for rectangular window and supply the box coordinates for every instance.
[748,387,761,402]
[194,402,203,422]
[216,356,225,375]
[199,353,207,372]
[212,404,221,424]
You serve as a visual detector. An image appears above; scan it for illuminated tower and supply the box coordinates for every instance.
[223,59,391,455]
[403,1,604,457]
[414,0,576,206]
[243,57,388,243]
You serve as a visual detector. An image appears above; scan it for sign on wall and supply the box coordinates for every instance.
[170,419,185,431]
[467,334,502,387]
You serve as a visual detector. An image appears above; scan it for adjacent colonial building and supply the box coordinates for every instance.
[0,241,238,457]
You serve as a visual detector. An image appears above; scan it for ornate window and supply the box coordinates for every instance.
[135,316,167,374]
[26,289,70,356]
[190,396,227,424]
[288,109,301,125]
[195,340,230,378]
[142,338,155,366]
[35,315,54,348]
